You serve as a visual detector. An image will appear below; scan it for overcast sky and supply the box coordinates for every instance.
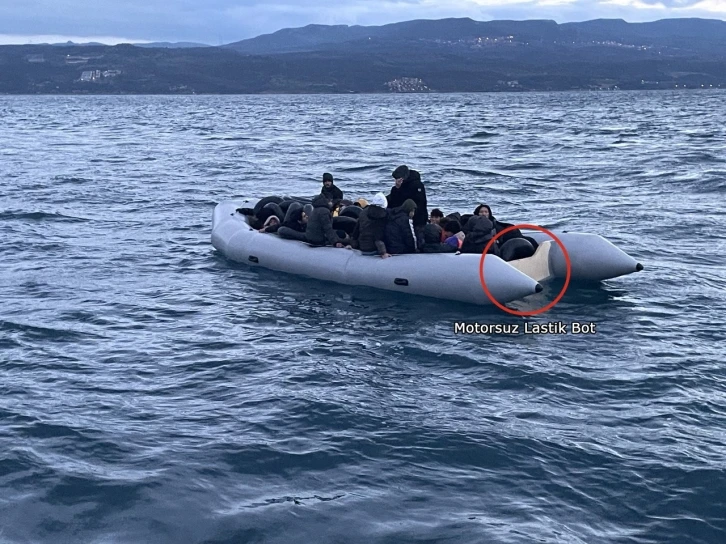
[1,0,725,45]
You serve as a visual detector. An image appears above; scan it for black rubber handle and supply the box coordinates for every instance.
[394,278,409,286]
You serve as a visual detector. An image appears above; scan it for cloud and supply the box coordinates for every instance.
[0,0,724,44]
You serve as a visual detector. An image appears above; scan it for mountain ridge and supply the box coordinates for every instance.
[2,18,725,94]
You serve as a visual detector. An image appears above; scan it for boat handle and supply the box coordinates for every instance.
[394,278,409,286]
[248,256,259,263]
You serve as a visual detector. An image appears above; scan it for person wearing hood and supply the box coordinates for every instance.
[384,199,418,255]
[291,194,347,247]
[258,215,281,233]
[351,192,390,258]
[280,203,308,233]
[474,204,525,246]
[442,220,464,250]
[320,173,344,207]
[421,223,458,253]
[387,165,428,245]
[461,215,500,255]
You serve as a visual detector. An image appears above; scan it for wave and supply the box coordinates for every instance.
[338,164,386,172]
[0,320,106,342]
[468,130,498,139]
[52,176,92,184]
[0,210,90,223]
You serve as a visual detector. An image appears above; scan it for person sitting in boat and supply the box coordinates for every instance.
[258,215,281,233]
[306,194,349,247]
[387,165,428,246]
[281,203,308,233]
[350,192,390,258]
[441,220,464,250]
[474,204,526,246]
[421,223,457,253]
[277,195,348,247]
[461,215,499,255]
[429,208,444,225]
[321,172,344,208]
[384,199,418,254]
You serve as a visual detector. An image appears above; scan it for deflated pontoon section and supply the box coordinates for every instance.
[509,241,555,283]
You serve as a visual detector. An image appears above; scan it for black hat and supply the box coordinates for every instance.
[322,172,334,183]
[392,165,409,180]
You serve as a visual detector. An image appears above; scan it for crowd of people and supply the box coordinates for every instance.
[237,165,538,261]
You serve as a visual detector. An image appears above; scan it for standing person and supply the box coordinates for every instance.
[384,199,418,255]
[320,173,344,207]
[387,165,428,246]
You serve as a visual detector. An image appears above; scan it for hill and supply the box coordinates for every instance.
[2,18,725,94]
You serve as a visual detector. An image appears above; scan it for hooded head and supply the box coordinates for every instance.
[423,223,443,244]
[392,165,410,181]
[443,220,461,236]
[474,204,494,220]
[322,172,334,183]
[312,194,331,208]
[468,215,495,236]
[474,204,492,219]
[262,215,279,228]
[370,192,388,209]
[401,199,417,216]
[355,198,369,208]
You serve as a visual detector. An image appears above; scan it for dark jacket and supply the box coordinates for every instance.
[305,195,341,246]
[387,169,428,227]
[281,206,306,233]
[384,207,417,254]
[461,216,499,255]
[493,219,523,245]
[321,183,344,205]
[421,224,457,253]
[482,205,524,244]
[351,204,388,254]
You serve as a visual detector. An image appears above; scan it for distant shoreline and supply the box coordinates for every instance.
[1,88,724,97]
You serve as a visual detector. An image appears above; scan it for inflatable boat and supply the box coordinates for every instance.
[211,199,643,306]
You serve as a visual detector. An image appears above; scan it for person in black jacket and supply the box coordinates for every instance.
[305,194,348,247]
[384,199,418,255]
[279,195,347,247]
[320,173,344,207]
[351,192,390,258]
[387,165,428,245]
[460,215,499,255]
[421,224,457,253]
[475,204,526,246]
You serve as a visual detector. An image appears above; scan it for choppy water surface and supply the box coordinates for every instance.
[1,92,725,544]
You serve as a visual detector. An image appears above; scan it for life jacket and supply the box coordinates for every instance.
[444,234,463,249]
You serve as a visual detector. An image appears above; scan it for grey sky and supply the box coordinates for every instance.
[1,0,724,45]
